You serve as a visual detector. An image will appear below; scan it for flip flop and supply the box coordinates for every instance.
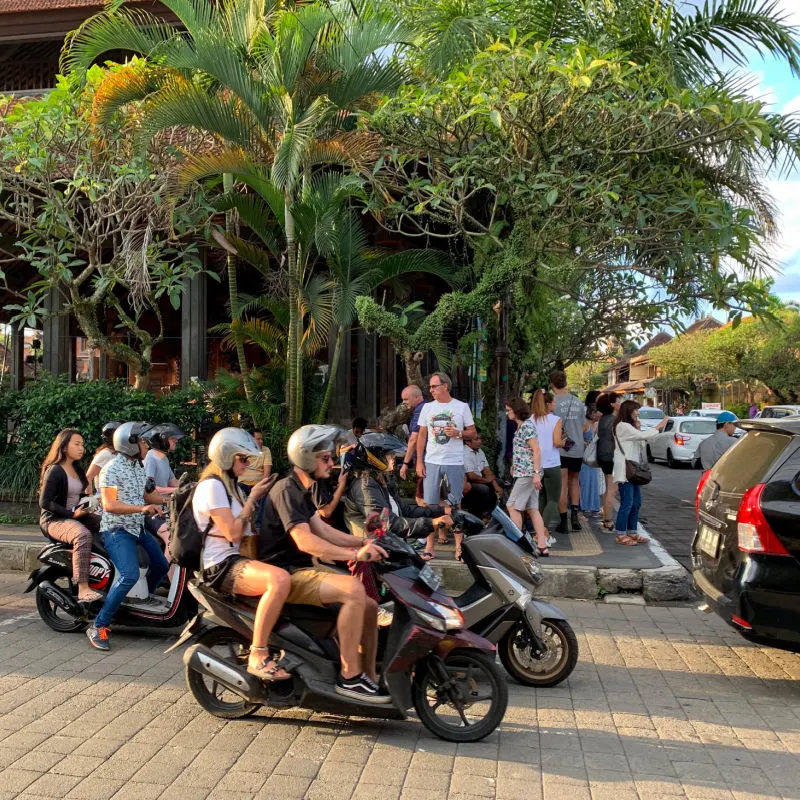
[78,589,104,603]
[420,552,435,561]
[615,534,638,546]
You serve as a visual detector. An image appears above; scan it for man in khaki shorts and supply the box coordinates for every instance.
[258,425,390,704]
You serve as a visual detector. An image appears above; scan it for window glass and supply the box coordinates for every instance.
[679,420,716,434]
[712,430,791,493]
[639,408,664,420]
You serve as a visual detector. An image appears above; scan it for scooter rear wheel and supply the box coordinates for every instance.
[185,628,261,719]
[499,618,578,687]
[413,650,507,742]
[36,577,87,633]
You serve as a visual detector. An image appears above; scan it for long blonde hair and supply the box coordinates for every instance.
[199,462,245,505]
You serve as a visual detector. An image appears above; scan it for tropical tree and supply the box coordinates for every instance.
[66,0,412,425]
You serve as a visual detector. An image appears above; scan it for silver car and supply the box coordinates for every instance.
[638,406,666,430]
[646,416,718,468]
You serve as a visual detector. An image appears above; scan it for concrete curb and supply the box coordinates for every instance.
[431,524,696,601]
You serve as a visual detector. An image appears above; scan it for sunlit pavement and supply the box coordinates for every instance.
[1,571,799,800]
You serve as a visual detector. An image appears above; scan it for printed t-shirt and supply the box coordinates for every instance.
[99,454,147,535]
[420,399,475,466]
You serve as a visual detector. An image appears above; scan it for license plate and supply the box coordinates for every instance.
[418,564,442,592]
[697,525,720,559]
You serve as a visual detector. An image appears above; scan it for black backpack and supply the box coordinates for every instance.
[167,476,229,572]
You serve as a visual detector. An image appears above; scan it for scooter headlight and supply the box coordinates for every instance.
[413,603,465,632]
[520,555,544,586]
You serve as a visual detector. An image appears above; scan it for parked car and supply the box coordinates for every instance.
[692,418,800,653]
[758,405,800,419]
[646,416,717,468]
[689,408,727,419]
[637,406,666,430]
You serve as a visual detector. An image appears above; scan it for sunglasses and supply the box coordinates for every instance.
[428,383,443,389]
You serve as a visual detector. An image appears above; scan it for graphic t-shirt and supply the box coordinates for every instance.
[421,399,475,466]
[511,418,539,477]
[99,454,147,536]
[554,393,586,458]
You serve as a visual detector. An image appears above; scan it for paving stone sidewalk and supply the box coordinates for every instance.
[1,571,800,800]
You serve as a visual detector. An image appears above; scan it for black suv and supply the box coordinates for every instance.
[692,419,800,652]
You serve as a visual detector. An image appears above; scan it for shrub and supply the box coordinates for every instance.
[725,402,750,420]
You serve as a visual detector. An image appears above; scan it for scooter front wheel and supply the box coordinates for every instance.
[36,578,87,633]
[413,650,508,742]
[499,618,578,687]
[185,628,261,719]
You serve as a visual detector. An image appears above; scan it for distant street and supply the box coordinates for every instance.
[640,462,703,570]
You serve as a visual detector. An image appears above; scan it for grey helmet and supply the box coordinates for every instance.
[143,423,185,452]
[287,425,342,473]
[113,422,153,457]
[207,427,261,471]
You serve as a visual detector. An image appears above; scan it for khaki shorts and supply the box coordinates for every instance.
[507,476,540,511]
[286,568,333,606]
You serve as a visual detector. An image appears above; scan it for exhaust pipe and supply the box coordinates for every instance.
[39,580,82,616]
[184,644,266,703]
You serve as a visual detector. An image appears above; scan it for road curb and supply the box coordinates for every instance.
[0,540,42,574]
[431,524,696,601]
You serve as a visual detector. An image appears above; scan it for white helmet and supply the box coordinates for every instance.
[113,422,152,457]
[208,427,261,471]
[287,425,342,472]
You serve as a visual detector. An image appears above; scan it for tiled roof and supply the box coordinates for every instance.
[683,316,723,335]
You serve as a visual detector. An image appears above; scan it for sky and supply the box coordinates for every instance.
[744,0,800,304]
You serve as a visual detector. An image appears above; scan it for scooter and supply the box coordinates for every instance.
[169,532,508,743]
[25,527,196,633]
[451,506,579,687]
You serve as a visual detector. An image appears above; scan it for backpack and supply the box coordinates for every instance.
[167,476,230,572]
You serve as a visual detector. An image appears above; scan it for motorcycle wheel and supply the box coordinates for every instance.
[36,577,87,633]
[185,628,261,719]
[413,650,508,743]
[499,618,578,687]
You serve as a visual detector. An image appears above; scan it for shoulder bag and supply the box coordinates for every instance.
[614,430,652,486]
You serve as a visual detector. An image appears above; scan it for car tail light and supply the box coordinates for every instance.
[737,484,790,556]
[696,469,712,516]
[731,615,752,630]
[675,433,692,446]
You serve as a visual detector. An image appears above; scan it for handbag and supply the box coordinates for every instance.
[614,431,652,486]
[583,435,599,468]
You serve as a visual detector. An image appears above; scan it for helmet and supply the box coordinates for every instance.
[208,427,261,471]
[717,410,737,424]
[287,425,342,473]
[143,423,185,452]
[351,432,407,472]
[113,422,153,457]
[101,420,123,447]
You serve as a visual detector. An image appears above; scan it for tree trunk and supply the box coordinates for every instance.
[285,196,299,427]
[224,173,252,402]
[402,349,424,388]
[317,326,344,423]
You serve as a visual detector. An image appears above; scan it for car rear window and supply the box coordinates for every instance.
[639,408,664,419]
[712,430,791,493]
[679,420,716,434]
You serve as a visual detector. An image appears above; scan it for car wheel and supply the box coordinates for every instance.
[667,450,677,469]
[646,445,654,463]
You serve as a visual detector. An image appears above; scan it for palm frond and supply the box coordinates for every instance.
[213,190,285,251]
[90,60,179,126]
[214,229,277,276]
[361,248,457,289]
[298,273,336,355]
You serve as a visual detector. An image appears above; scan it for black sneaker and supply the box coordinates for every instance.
[336,673,392,704]
[86,625,111,651]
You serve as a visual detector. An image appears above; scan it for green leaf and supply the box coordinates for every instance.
[489,109,503,129]
[546,188,558,206]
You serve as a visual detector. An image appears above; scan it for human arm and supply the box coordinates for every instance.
[316,471,348,520]
[294,518,387,562]
[101,486,163,517]
[416,426,428,477]
[85,462,102,494]
[527,437,543,489]
[39,466,76,519]
[399,431,418,479]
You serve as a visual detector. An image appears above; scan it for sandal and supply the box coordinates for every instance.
[420,552,435,561]
[630,533,650,543]
[248,647,292,682]
[78,589,104,603]
[615,534,638,546]
[535,547,550,557]
[601,520,615,532]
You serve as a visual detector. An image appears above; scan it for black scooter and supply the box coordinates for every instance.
[169,532,508,742]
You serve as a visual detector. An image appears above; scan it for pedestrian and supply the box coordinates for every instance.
[550,370,585,533]
[505,398,550,556]
[87,422,170,650]
[238,429,273,493]
[612,400,667,546]
[462,428,502,517]
[530,389,563,532]
[749,403,759,419]
[579,404,602,517]
[39,429,103,603]
[398,383,429,508]
[415,372,476,561]
[85,421,121,494]
[596,392,620,531]
[698,411,739,470]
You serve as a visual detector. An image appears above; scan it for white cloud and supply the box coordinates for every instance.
[782,94,800,115]
[766,178,800,300]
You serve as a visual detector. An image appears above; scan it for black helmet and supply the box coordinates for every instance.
[101,421,123,447]
[351,432,407,472]
[143,423,185,452]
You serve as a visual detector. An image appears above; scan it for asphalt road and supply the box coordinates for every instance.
[639,462,704,570]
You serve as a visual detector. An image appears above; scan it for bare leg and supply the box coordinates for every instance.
[527,508,548,550]
[508,506,524,531]
[319,575,367,679]
[569,472,581,509]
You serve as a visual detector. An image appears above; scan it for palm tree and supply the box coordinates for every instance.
[66,0,412,425]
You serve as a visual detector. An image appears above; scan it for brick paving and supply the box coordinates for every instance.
[1,571,800,800]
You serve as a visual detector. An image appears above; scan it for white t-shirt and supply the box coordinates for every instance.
[90,449,115,492]
[464,445,489,475]
[420,399,475,465]
[192,478,246,569]
[533,414,562,469]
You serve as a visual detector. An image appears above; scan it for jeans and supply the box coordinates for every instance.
[95,528,170,628]
[615,482,642,534]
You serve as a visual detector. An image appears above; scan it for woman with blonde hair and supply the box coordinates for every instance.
[530,390,564,532]
[193,428,292,681]
[39,428,102,602]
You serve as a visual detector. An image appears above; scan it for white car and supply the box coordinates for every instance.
[646,416,718,468]
[758,405,800,419]
[638,406,666,430]
[689,408,726,419]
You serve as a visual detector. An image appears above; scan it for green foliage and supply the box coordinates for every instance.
[725,401,751,419]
